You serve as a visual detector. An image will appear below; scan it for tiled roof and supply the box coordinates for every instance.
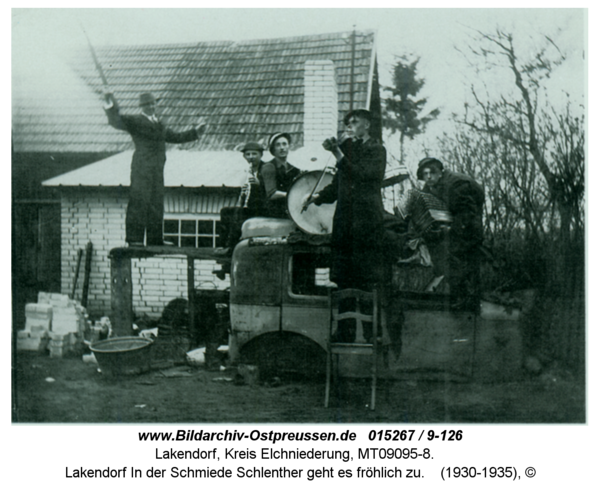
[13,30,376,153]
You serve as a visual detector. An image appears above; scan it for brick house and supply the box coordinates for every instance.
[15,30,385,321]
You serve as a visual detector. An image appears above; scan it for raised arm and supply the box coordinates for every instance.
[165,118,207,144]
[103,91,128,131]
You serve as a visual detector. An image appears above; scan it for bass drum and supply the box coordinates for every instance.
[287,170,336,235]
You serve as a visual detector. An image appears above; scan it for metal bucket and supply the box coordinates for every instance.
[90,337,154,376]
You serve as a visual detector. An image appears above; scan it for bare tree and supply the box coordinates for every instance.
[458,30,584,275]
[437,28,585,372]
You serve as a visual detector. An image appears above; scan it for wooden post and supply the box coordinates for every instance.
[110,251,133,336]
[70,249,83,300]
[187,257,196,339]
[81,241,93,308]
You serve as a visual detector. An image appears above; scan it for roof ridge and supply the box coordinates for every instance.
[87,29,375,52]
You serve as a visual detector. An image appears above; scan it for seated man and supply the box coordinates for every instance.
[259,132,301,219]
[215,142,267,256]
[394,187,453,268]
[416,157,485,310]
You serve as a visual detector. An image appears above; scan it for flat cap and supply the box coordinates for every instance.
[417,157,444,180]
[240,142,264,153]
[268,132,292,154]
[343,109,372,126]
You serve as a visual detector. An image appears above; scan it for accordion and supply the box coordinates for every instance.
[396,189,453,233]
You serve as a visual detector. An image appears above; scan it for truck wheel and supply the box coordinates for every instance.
[240,332,325,379]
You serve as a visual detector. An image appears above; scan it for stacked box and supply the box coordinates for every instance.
[17,292,88,356]
[52,304,86,335]
[38,292,72,307]
[17,329,49,352]
[18,303,53,352]
[24,304,53,332]
[48,331,82,358]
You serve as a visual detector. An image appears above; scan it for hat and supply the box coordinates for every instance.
[139,93,158,107]
[417,157,444,180]
[240,142,264,153]
[268,132,292,154]
[343,109,372,126]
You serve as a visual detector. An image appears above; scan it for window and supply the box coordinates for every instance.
[164,216,219,248]
[290,252,336,296]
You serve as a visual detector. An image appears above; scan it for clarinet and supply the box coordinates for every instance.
[237,165,255,208]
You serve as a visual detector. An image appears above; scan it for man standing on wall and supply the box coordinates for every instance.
[104,91,206,246]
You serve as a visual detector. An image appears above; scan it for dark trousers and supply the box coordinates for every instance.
[126,166,164,245]
[218,206,255,249]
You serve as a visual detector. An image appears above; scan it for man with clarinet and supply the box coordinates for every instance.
[215,142,267,257]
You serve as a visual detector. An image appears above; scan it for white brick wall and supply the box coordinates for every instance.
[60,191,227,319]
[304,60,339,142]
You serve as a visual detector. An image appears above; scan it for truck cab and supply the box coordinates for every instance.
[227,217,524,381]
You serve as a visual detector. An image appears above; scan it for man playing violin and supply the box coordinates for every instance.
[303,109,387,292]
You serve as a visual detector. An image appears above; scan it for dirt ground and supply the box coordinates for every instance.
[12,350,585,424]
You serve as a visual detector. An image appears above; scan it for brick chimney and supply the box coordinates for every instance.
[303,60,338,144]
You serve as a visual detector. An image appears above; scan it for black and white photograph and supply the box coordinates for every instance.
[11,7,587,430]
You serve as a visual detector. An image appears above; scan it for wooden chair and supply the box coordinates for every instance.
[325,288,383,410]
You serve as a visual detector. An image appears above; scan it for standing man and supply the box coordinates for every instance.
[104,91,206,246]
[304,109,387,291]
[259,132,301,219]
[215,142,267,256]
[416,157,485,310]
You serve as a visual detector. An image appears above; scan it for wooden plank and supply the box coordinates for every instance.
[187,257,196,340]
[81,241,93,308]
[70,249,83,300]
[110,251,133,337]
[109,246,230,262]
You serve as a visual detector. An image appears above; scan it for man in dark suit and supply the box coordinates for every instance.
[104,91,206,246]
[303,109,387,342]
[304,109,387,290]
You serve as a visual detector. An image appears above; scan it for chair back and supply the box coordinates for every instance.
[329,288,378,344]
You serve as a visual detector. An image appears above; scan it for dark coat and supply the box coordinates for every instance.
[105,105,199,172]
[422,169,485,307]
[314,137,387,288]
[422,170,485,254]
[258,159,301,219]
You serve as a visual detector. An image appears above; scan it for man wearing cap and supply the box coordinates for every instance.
[259,132,301,219]
[215,142,268,256]
[417,157,485,309]
[104,91,206,246]
[304,109,387,292]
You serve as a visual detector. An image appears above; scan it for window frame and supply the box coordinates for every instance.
[163,213,220,248]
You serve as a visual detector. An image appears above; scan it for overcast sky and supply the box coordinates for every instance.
[11,7,587,166]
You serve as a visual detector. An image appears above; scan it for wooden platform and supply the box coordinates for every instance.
[109,246,230,336]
